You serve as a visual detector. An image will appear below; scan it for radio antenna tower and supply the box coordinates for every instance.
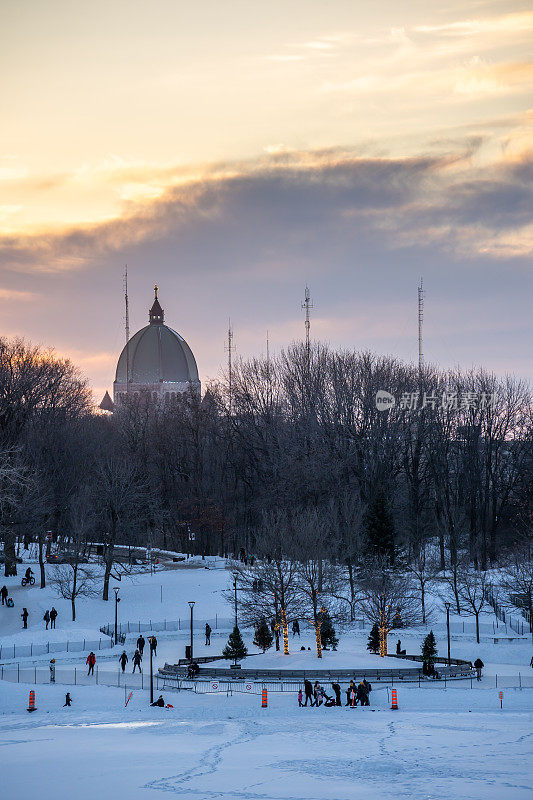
[124,266,130,393]
[302,285,313,362]
[418,277,424,374]
[225,319,235,412]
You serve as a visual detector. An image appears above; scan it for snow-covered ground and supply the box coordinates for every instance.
[1,556,532,798]
[1,680,531,800]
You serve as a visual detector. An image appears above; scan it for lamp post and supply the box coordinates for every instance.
[113,588,120,646]
[232,572,239,628]
[188,601,195,662]
[445,602,451,666]
[148,636,154,704]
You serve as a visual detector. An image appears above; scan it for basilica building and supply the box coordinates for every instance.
[100,286,200,411]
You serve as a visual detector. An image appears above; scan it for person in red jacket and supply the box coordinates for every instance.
[86,651,96,675]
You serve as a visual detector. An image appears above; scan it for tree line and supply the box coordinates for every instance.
[0,336,531,606]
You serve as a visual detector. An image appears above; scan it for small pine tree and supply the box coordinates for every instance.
[223,625,248,661]
[253,618,273,652]
[367,622,380,654]
[364,490,395,563]
[319,609,339,650]
[421,630,438,664]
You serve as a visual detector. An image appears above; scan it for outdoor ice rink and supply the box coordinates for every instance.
[1,681,532,800]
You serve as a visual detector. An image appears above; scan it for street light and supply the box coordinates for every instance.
[445,602,451,666]
[148,636,154,704]
[232,572,239,628]
[188,601,195,662]
[232,572,239,667]
[113,588,120,646]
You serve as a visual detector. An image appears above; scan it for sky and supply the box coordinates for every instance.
[0,0,531,399]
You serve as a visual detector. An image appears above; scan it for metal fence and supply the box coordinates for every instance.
[0,637,114,662]
[1,665,532,692]
[0,664,160,690]
[100,616,235,638]
[486,585,532,636]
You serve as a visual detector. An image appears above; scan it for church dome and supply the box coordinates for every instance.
[113,286,199,399]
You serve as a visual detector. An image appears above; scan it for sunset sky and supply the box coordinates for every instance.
[1,0,531,399]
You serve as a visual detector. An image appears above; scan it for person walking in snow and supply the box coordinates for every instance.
[331,682,341,706]
[132,649,142,673]
[292,620,300,637]
[49,659,56,683]
[205,623,211,645]
[149,636,157,657]
[86,651,96,676]
[136,635,145,655]
[530,655,533,668]
[303,678,315,707]
[63,693,72,707]
[1,585,8,605]
[50,607,58,629]
[298,689,303,707]
[474,658,484,681]
[43,609,50,629]
[21,607,29,628]
[119,651,128,672]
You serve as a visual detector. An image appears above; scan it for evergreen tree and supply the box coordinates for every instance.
[364,490,395,563]
[367,622,380,654]
[222,625,248,661]
[253,617,273,652]
[421,630,438,664]
[318,609,339,650]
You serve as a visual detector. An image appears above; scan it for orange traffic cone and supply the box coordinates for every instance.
[391,689,398,710]
[27,690,36,713]
[262,689,268,708]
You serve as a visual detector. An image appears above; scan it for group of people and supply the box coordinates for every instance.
[237,548,255,566]
[299,678,372,708]
[43,607,58,629]
[117,635,158,673]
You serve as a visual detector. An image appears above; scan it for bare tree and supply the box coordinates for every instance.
[500,547,533,632]
[230,511,298,650]
[358,559,422,654]
[49,489,97,620]
[50,565,99,621]
[403,545,441,624]
[93,454,148,601]
[0,451,30,577]
[289,508,339,630]
[455,569,490,643]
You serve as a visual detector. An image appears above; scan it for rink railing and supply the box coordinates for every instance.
[1,665,531,692]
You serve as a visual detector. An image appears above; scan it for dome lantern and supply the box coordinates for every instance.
[149,284,164,324]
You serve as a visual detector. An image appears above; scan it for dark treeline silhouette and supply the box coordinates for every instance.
[1,337,531,598]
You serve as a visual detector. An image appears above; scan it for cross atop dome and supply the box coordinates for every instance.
[149,284,164,324]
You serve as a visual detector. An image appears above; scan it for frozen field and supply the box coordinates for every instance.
[1,556,532,799]
[0,681,531,800]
